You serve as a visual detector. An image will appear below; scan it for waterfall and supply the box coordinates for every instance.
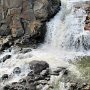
[0,0,90,90]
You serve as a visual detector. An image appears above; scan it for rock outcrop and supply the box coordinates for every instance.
[0,0,61,50]
[82,1,90,31]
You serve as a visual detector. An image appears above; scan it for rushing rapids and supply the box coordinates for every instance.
[0,0,90,90]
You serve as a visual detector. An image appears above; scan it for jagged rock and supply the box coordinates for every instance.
[3,85,10,90]
[0,55,11,62]
[63,69,69,75]
[13,67,21,74]
[2,74,9,80]
[29,60,49,74]
[37,80,48,85]
[53,67,66,73]
[0,0,61,49]
[19,78,27,85]
[8,84,25,90]
[20,48,32,54]
[40,68,49,76]
[69,83,78,90]
[50,67,66,76]
[0,24,10,36]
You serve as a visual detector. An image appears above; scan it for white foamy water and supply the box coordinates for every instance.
[0,0,90,89]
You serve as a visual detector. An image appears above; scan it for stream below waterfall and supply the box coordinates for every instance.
[0,0,90,90]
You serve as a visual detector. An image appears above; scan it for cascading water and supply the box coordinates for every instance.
[0,0,90,90]
[45,0,90,51]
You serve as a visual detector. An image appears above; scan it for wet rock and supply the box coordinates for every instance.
[37,80,48,85]
[9,84,25,90]
[0,35,14,51]
[69,83,78,90]
[50,72,59,76]
[20,48,32,54]
[44,76,50,81]
[29,60,49,74]
[0,55,11,62]
[2,62,73,90]
[40,68,49,76]
[54,67,66,73]
[19,78,27,85]
[82,84,90,90]
[12,82,18,85]
[3,85,10,90]
[50,67,66,76]
[26,76,35,83]
[63,69,69,75]
[34,75,46,81]
[4,83,36,90]
[36,84,43,90]
[13,67,21,74]
[2,74,9,80]
[4,61,50,90]
[27,71,34,77]
[27,83,36,90]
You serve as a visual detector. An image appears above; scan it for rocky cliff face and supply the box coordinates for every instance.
[0,0,61,50]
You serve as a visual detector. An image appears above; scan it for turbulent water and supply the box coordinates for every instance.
[0,0,90,89]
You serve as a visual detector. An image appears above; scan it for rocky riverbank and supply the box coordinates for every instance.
[2,59,90,90]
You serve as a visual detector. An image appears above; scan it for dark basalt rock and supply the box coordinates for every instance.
[13,67,21,74]
[0,24,10,36]
[27,71,34,77]
[3,85,10,90]
[20,48,32,54]
[2,74,9,80]
[29,60,49,74]
[0,55,11,62]
[63,69,69,75]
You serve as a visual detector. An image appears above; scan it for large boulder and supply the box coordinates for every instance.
[29,60,49,74]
